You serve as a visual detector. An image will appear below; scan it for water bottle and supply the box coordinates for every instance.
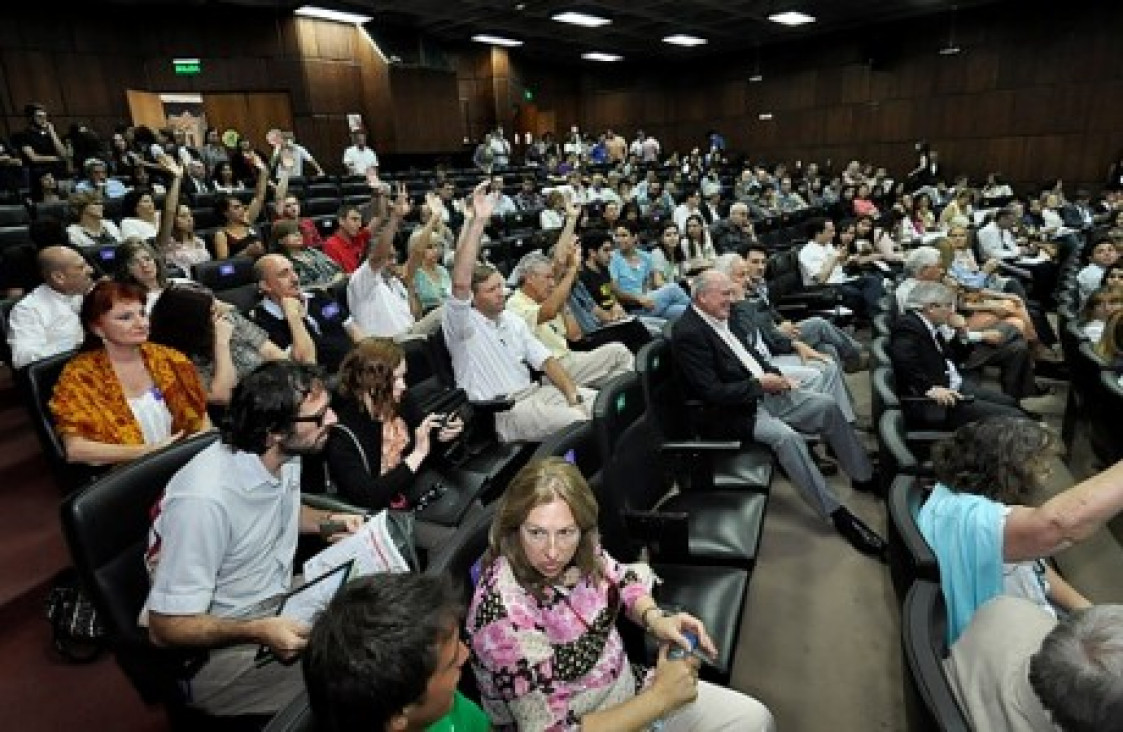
[651,630,699,730]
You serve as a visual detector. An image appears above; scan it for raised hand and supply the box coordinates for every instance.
[392,182,411,219]
[471,180,498,220]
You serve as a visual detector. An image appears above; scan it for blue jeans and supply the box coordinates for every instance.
[633,283,690,321]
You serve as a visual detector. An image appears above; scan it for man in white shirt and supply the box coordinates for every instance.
[797,216,883,319]
[144,361,363,717]
[342,130,379,178]
[672,189,705,233]
[976,207,1025,261]
[1077,238,1118,304]
[8,246,93,369]
[443,182,591,443]
[347,189,443,339]
[488,127,511,169]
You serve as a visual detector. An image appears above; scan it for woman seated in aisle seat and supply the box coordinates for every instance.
[49,279,210,466]
[917,417,1123,644]
[467,457,775,732]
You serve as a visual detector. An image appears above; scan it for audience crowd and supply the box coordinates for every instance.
[7,106,1123,731]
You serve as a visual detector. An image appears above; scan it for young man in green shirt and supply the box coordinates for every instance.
[304,573,490,731]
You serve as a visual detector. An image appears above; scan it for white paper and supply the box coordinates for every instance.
[302,510,411,583]
[277,562,352,625]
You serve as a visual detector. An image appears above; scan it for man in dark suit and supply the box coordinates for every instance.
[671,269,887,559]
[183,159,211,196]
[888,280,1025,429]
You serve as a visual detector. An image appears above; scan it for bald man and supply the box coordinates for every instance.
[8,246,94,368]
[710,202,759,255]
[249,253,364,373]
[671,269,887,559]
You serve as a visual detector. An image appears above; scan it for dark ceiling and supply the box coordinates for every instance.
[89,0,1009,65]
[335,0,1003,64]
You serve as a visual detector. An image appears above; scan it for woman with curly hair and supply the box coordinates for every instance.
[322,337,466,551]
[918,417,1123,643]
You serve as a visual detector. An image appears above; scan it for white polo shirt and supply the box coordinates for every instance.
[442,293,551,400]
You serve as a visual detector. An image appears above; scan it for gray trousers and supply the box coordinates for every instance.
[769,354,856,423]
[796,316,862,365]
[753,389,873,520]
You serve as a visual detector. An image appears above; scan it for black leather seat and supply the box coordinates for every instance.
[60,432,272,731]
[193,256,257,293]
[878,409,935,484]
[533,418,750,685]
[262,692,314,732]
[593,372,766,570]
[22,347,106,492]
[901,580,971,732]
[635,337,774,494]
[886,475,939,604]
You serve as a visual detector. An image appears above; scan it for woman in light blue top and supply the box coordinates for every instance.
[408,226,452,313]
[917,417,1117,644]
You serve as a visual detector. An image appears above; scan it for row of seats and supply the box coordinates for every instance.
[57,328,781,729]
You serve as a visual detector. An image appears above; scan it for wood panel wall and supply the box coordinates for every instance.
[516,0,1123,191]
[1,1,1118,187]
[0,7,464,173]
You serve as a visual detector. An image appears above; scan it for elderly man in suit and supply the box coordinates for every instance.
[671,268,886,559]
[888,280,1025,429]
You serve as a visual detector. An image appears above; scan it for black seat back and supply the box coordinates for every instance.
[592,373,669,562]
[193,256,256,292]
[60,432,220,704]
[886,475,939,604]
[634,337,693,440]
[901,580,971,732]
[23,347,105,491]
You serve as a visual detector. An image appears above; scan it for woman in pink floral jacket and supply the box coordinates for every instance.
[466,458,774,732]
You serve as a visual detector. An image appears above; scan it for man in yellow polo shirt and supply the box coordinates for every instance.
[506,241,633,390]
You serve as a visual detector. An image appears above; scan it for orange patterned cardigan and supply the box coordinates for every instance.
[49,342,209,447]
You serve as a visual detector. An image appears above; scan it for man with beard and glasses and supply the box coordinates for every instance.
[142,361,364,718]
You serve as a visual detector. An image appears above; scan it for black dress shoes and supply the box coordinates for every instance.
[811,446,838,476]
[852,471,880,494]
[832,507,888,561]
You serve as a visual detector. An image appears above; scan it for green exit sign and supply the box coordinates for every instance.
[173,58,202,76]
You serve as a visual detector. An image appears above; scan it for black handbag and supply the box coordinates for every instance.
[45,567,107,663]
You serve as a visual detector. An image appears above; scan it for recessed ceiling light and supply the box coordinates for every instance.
[758,113,774,120]
[582,52,623,62]
[662,34,708,47]
[553,11,612,28]
[472,34,524,47]
[938,45,961,55]
[768,11,816,26]
[294,5,372,24]
[749,73,764,82]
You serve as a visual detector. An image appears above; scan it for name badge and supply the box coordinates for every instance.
[320,302,341,320]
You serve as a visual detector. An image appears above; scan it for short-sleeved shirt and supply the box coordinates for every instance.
[347,260,414,337]
[608,250,653,298]
[323,228,372,274]
[441,294,550,401]
[146,441,301,618]
[251,292,354,373]
[506,288,569,359]
[579,266,617,311]
[798,240,847,285]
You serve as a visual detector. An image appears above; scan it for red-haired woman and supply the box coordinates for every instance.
[49,279,210,466]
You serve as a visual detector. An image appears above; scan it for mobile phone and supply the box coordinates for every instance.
[667,630,699,661]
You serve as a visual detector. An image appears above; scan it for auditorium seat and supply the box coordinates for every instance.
[593,372,766,571]
[635,337,774,494]
[901,580,971,732]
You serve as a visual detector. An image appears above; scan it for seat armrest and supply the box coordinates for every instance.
[301,493,370,516]
[905,430,954,442]
[470,397,516,413]
[661,440,742,454]
[621,509,690,560]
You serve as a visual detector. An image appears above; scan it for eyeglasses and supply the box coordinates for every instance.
[521,524,581,549]
[292,402,331,428]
